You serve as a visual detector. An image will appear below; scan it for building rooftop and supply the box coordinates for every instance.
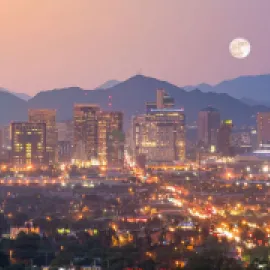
[200,106,219,112]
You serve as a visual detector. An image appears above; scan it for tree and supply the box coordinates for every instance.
[13,233,40,263]
[139,259,156,270]
[253,229,266,242]
[50,251,72,266]
[0,251,9,268]
[0,213,8,235]
[6,264,25,270]
[11,213,29,227]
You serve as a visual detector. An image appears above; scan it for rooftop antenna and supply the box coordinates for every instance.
[137,69,142,75]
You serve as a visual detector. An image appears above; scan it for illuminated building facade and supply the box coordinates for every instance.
[58,141,72,163]
[0,128,2,150]
[0,125,11,149]
[133,108,185,163]
[98,111,124,168]
[217,120,233,156]
[28,109,57,164]
[57,121,73,142]
[73,105,124,167]
[57,121,73,163]
[11,122,46,166]
[257,112,270,148]
[73,104,100,162]
[0,126,11,163]
[198,106,220,151]
[10,226,40,239]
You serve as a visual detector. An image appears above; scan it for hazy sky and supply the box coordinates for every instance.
[1,0,270,95]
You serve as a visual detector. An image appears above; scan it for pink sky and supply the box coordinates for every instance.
[0,0,270,95]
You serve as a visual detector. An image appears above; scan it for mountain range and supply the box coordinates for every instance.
[183,74,270,106]
[0,74,269,129]
[95,80,121,90]
[0,88,31,101]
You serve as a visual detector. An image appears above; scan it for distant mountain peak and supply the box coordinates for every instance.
[96,80,121,90]
[184,73,270,102]
[0,87,31,101]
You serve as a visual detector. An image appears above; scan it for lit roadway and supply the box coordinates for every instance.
[0,178,66,186]
[162,183,264,255]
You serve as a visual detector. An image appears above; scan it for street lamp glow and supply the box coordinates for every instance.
[262,165,269,173]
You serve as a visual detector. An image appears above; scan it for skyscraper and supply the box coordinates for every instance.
[57,121,73,142]
[217,120,233,156]
[156,89,175,109]
[11,122,46,166]
[0,128,2,150]
[0,126,11,163]
[0,125,11,150]
[58,141,72,163]
[145,89,174,113]
[133,109,185,162]
[133,88,185,164]
[257,112,270,148]
[198,106,220,150]
[73,104,100,162]
[98,111,124,168]
[28,109,57,164]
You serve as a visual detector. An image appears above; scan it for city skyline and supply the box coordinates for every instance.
[2,2,270,269]
[1,0,270,94]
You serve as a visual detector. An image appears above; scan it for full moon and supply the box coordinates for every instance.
[229,38,251,59]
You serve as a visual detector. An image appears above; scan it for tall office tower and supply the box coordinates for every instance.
[0,128,2,149]
[28,109,57,164]
[0,129,3,163]
[217,120,233,156]
[0,125,11,150]
[57,121,73,142]
[156,89,174,109]
[11,122,46,166]
[133,108,185,163]
[145,89,174,113]
[73,104,100,162]
[58,141,72,163]
[98,111,124,168]
[257,112,270,148]
[0,126,11,163]
[198,106,220,151]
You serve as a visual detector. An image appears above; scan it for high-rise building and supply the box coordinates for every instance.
[98,111,124,168]
[133,89,184,163]
[0,125,11,150]
[217,120,233,156]
[0,126,11,163]
[257,112,270,148]
[58,141,72,163]
[132,108,185,163]
[0,128,2,149]
[231,130,252,154]
[11,122,46,166]
[145,89,174,113]
[73,104,124,167]
[73,104,100,162]
[28,109,57,164]
[57,121,73,142]
[198,106,220,150]
[156,89,174,109]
